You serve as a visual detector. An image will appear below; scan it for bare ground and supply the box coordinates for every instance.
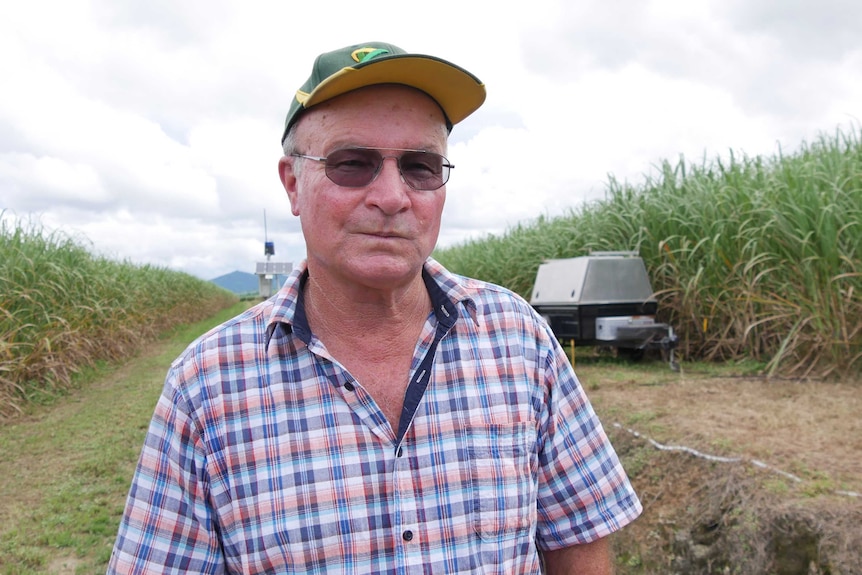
[574,357,862,574]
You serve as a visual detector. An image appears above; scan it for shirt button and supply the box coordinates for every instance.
[344,382,355,392]
[402,530,414,542]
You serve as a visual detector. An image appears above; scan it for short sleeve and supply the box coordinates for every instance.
[108,370,224,574]
[534,341,643,549]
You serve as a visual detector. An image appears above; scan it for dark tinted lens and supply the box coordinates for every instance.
[324,148,382,187]
[399,152,448,190]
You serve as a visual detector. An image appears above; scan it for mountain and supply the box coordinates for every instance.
[210,270,259,294]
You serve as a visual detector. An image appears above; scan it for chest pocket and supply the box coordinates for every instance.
[468,422,537,540]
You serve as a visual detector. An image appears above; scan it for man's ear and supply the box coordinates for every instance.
[278,156,301,216]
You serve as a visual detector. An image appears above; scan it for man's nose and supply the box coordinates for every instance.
[366,157,411,213]
[379,155,407,185]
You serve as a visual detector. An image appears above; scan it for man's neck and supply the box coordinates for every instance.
[302,270,432,344]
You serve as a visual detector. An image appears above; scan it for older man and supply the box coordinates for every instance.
[108,42,642,574]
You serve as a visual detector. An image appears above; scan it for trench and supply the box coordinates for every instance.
[608,431,862,575]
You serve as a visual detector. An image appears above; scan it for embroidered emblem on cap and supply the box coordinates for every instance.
[351,48,390,63]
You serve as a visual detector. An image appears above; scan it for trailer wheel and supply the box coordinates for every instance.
[617,347,645,362]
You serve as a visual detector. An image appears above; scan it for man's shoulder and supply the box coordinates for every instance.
[175,300,271,361]
[175,264,306,369]
[425,258,541,329]
[426,258,533,308]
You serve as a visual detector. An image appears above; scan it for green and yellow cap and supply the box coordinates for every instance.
[281,41,486,143]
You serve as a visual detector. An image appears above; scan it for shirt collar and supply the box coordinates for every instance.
[264,258,478,349]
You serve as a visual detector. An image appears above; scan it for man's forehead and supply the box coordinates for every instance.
[294,85,449,146]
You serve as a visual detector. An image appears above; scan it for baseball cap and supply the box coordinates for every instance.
[281,41,486,144]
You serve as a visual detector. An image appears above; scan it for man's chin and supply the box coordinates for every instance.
[341,255,425,288]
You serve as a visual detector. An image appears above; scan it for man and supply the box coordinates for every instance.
[108,42,642,574]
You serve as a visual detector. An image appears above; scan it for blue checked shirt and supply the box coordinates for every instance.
[108,258,642,574]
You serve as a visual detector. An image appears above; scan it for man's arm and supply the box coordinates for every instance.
[541,537,614,575]
[108,379,223,574]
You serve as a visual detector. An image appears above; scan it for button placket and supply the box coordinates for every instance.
[393,442,420,567]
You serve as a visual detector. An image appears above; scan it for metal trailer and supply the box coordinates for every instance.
[529,252,678,367]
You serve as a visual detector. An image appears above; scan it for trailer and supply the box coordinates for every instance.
[530,252,678,367]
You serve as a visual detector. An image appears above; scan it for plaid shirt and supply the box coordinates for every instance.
[109,258,641,574]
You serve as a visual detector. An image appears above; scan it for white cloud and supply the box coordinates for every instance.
[1,0,860,280]
[0,153,107,209]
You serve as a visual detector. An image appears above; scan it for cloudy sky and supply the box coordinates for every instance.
[2,0,860,280]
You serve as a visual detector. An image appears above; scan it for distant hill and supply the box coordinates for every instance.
[210,270,258,294]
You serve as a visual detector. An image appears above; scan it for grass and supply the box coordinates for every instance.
[0,301,250,574]
[0,215,238,419]
[2,121,859,570]
[0,289,856,573]
[434,124,862,379]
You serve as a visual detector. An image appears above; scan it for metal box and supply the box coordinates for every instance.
[530,252,677,361]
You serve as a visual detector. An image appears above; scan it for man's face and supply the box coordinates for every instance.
[279,85,449,292]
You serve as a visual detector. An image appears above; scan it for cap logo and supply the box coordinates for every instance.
[351,47,390,63]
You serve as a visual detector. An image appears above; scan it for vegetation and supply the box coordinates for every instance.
[1,336,857,574]
[0,216,238,419]
[0,302,250,574]
[435,125,862,378]
[1,123,859,571]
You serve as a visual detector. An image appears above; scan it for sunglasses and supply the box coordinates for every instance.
[291,147,454,191]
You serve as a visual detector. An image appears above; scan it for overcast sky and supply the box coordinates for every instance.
[2,0,860,280]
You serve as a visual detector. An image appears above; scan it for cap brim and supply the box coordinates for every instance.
[300,54,486,127]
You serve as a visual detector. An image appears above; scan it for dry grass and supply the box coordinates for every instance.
[575,357,862,573]
[0,215,238,419]
[585,368,862,492]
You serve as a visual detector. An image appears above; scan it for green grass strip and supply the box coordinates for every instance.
[0,302,251,575]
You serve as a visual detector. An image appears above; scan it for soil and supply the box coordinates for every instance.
[573,355,862,574]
